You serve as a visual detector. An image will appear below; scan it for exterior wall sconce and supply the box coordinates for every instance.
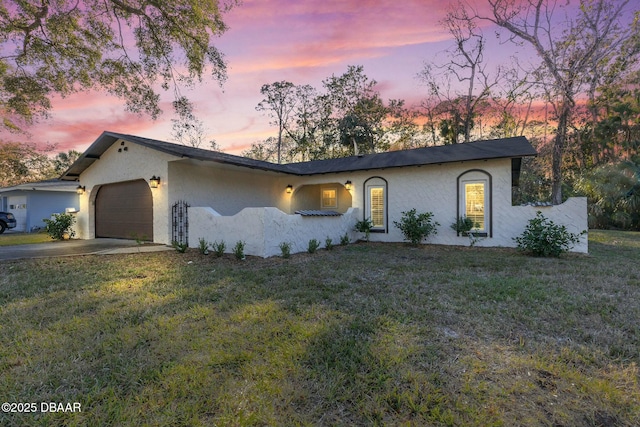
[76,185,86,195]
[345,180,353,190]
[286,185,293,194]
[149,176,161,188]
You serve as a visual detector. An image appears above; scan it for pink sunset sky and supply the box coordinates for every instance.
[10,0,531,156]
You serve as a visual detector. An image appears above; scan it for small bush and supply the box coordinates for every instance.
[212,240,226,257]
[514,211,585,257]
[308,238,320,253]
[233,240,246,260]
[450,216,478,234]
[355,218,373,241]
[340,233,350,245]
[279,241,291,258]
[450,216,482,246]
[198,238,209,255]
[43,213,76,240]
[325,237,334,250]
[393,209,439,246]
[172,241,188,253]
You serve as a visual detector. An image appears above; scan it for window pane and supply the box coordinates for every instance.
[322,189,337,208]
[465,183,485,230]
[370,187,384,228]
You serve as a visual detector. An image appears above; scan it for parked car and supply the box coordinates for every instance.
[0,212,17,233]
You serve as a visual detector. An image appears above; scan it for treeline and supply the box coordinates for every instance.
[244,65,420,164]
[247,0,640,230]
[0,142,80,188]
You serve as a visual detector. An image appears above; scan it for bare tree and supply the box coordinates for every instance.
[418,2,500,144]
[171,97,218,150]
[256,81,297,164]
[473,0,637,204]
[489,63,538,138]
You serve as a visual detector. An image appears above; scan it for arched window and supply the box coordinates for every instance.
[457,170,492,237]
[363,176,388,232]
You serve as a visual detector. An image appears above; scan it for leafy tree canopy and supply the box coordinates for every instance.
[0,0,235,131]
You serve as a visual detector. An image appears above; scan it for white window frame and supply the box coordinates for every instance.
[462,180,488,233]
[457,169,492,237]
[364,177,388,232]
[321,187,338,209]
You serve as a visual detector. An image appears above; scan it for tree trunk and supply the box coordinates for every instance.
[551,102,571,205]
[277,127,282,164]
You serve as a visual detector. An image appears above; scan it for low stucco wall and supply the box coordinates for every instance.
[189,199,587,256]
[375,196,588,253]
[189,207,359,258]
[506,197,588,253]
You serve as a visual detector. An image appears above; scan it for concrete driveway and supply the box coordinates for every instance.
[0,238,172,261]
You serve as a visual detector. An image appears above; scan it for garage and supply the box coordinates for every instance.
[95,179,153,240]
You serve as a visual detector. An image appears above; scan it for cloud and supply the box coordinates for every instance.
[5,0,510,157]
[220,0,452,74]
[8,91,160,152]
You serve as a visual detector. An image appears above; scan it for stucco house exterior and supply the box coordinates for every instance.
[0,180,80,233]
[61,131,588,256]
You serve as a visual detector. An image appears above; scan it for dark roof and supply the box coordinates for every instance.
[0,179,79,193]
[291,136,537,174]
[61,131,537,180]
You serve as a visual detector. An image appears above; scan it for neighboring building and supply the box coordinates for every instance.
[61,131,588,256]
[0,180,80,233]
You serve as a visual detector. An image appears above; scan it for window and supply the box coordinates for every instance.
[321,188,337,209]
[364,177,387,232]
[458,169,491,237]
[464,182,485,231]
[370,187,385,228]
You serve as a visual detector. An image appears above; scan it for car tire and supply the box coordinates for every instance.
[0,222,6,234]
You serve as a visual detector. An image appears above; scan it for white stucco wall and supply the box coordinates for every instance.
[503,198,588,253]
[267,159,588,253]
[189,207,359,258]
[74,139,587,254]
[168,160,290,215]
[75,139,177,243]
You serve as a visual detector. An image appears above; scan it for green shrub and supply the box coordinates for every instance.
[340,233,350,245]
[43,213,76,240]
[212,240,226,257]
[279,241,291,258]
[450,216,482,246]
[233,240,246,260]
[393,209,439,246]
[355,218,373,241]
[450,216,478,234]
[308,238,320,254]
[514,211,585,257]
[172,241,188,253]
[325,237,334,250]
[198,237,209,255]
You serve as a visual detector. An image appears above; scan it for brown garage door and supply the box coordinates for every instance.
[95,179,153,240]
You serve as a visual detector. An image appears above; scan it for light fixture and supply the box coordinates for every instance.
[286,185,293,194]
[149,176,161,188]
[76,185,86,195]
[345,180,353,190]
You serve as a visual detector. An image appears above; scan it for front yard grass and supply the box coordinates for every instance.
[0,232,53,246]
[0,230,638,426]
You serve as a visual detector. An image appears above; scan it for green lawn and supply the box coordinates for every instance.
[0,232,53,246]
[1,231,638,426]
